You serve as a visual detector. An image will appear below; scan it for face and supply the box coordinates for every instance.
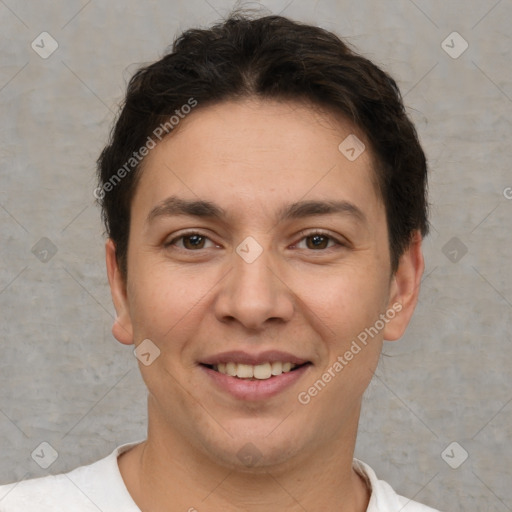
[107,98,423,470]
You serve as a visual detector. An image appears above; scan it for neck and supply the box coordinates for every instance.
[118,401,370,512]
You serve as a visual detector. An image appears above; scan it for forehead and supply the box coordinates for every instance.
[133,98,384,226]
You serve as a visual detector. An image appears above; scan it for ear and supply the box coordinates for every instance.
[105,239,134,345]
[382,231,424,341]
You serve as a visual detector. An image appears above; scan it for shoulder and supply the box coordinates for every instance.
[396,494,442,511]
[0,472,95,512]
[0,441,142,512]
[353,459,442,512]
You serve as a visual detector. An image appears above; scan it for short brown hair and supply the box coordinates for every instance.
[97,13,429,277]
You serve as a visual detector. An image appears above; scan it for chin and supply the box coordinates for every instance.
[197,421,310,472]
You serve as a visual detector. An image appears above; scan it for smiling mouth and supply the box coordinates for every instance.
[202,361,311,380]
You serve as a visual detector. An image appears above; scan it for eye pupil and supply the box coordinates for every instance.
[307,235,328,249]
[184,235,204,249]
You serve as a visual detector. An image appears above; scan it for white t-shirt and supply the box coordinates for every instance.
[0,441,441,511]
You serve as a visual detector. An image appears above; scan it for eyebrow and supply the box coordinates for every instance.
[146,195,367,226]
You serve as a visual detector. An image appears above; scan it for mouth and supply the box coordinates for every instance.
[199,351,312,400]
[201,361,310,380]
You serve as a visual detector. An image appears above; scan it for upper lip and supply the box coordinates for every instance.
[200,350,310,366]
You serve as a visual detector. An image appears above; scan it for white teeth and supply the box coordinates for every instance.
[214,361,299,379]
[282,362,292,372]
[271,361,282,375]
[253,363,272,380]
[236,364,254,379]
[226,362,237,377]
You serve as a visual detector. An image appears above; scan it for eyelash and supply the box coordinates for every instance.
[165,229,346,252]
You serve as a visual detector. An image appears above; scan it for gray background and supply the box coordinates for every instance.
[1,0,511,510]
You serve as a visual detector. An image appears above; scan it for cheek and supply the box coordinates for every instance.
[298,264,390,344]
[296,268,387,416]
[126,258,186,341]
[126,253,220,349]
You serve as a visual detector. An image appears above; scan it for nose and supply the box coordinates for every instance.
[213,239,295,331]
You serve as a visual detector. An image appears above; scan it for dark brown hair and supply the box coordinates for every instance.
[97,13,429,277]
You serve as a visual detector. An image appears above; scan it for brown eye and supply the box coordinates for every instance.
[182,234,206,250]
[294,231,341,251]
[305,234,330,250]
[166,232,216,250]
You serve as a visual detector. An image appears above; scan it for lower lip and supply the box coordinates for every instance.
[201,364,311,401]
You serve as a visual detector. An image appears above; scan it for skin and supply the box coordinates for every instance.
[106,98,424,512]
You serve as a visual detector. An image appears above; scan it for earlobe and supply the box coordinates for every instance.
[382,231,424,341]
[105,239,134,345]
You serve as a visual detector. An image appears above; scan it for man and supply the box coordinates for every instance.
[0,13,440,511]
